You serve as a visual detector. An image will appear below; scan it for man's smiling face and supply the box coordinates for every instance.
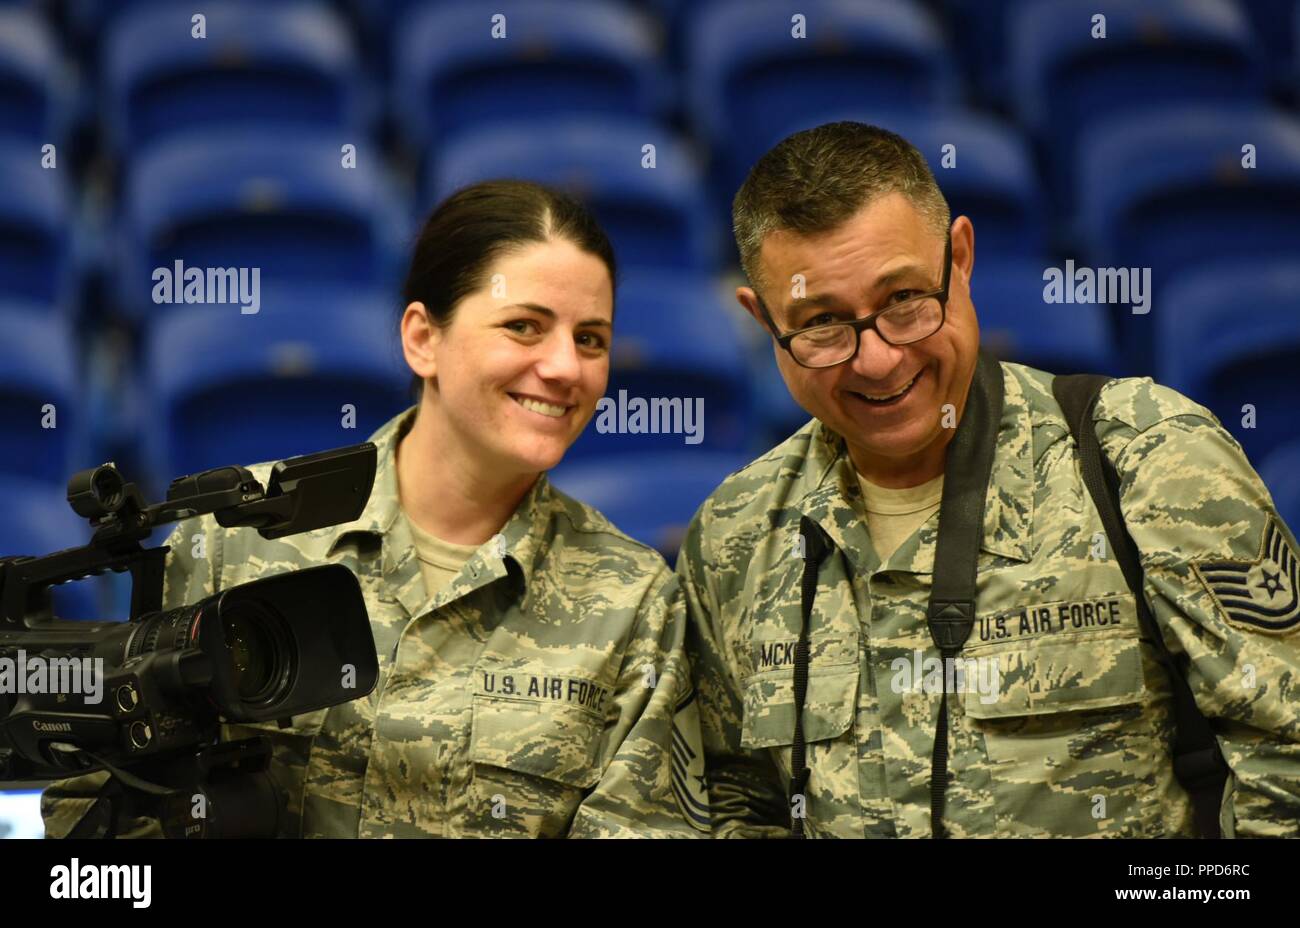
[736,193,980,487]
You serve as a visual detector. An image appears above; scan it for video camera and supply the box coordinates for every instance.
[0,443,382,837]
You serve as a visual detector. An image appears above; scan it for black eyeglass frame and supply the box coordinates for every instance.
[754,233,953,370]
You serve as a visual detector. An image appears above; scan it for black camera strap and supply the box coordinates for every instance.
[924,350,1004,838]
[1052,373,1229,838]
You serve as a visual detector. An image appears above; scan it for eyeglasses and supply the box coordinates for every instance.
[755,234,952,369]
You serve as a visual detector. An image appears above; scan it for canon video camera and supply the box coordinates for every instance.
[0,443,381,837]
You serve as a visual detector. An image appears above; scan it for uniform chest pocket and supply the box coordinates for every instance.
[961,623,1159,836]
[738,634,859,749]
[469,695,604,789]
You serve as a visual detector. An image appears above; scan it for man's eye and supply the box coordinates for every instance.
[505,320,540,335]
[577,331,608,350]
[805,312,837,328]
[889,290,921,304]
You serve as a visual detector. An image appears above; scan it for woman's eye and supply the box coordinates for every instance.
[577,331,608,351]
[505,319,540,335]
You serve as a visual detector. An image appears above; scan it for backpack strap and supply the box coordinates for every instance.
[1052,373,1229,838]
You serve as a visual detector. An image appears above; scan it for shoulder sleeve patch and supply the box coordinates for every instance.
[1193,517,1300,635]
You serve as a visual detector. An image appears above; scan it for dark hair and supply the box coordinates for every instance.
[401,179,618,403]
[733,121,950,298]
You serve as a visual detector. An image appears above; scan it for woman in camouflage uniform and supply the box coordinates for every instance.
[42,180,708,838]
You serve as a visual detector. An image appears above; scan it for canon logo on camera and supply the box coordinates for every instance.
[32,720,73,733]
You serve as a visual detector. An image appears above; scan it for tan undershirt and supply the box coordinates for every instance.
[856,471,945,563]
[404,510,480,600]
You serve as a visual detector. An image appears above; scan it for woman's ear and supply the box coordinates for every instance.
[400,301,439,382]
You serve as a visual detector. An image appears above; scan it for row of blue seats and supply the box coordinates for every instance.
[7,103,1300,336]
[2,252,1297,488]
[4,0,1298,199]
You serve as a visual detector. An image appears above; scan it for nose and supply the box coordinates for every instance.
[534,329,583,385]
[846,327,906,383]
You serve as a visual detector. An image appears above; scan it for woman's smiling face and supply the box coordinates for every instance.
[419,238,614,476]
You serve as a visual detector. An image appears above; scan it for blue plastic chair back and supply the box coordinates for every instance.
[394,0,665,151]
[144,289,410,483]
[1011,0,1264,208]
[0,140,71,305]
[1157,258,1300,466]
[1259,439,1300,537]
[974,258,1117,375]
[104,1,366,152]
[549,450,753,560]
[0,307,83,485]
[119,130,400,319]
[564,271,753,459]
[430,118,716,272]
[1079,106,1300,371]
[0,8,68,144]
[690,0,955,200]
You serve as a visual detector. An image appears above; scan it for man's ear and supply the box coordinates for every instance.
[400,301,439,382]
[951,215,975,287]
[736,285,772,333]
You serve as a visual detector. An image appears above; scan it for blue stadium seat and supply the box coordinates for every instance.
[564,271,753,459]
[430,118,716,272]
[103,1,369,154]
[117,129,403,320]
[0,306,87,486]
[1238,0,1297,85]
[756,107,1048,261]
[1259,439,1300,535]
[974,258,1116,375]
[689,0,956,205]
[0,140,72,307]
[0,477,103,621]
[144,289,410,484]
[0,8,70,144]
[1156,258,1300,467]
[1010,0,1265,211]
[393,0,667,153]
[1078,106,1300,372]
[549,451,752,560]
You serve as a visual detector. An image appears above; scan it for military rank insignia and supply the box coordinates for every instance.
[1193,517,1300,635]
[671,684,711,832]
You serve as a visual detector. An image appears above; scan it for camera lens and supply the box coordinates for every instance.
[220,602,291,706]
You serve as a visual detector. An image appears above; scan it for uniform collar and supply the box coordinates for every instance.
[315,406,554,615]
[797,359,1034,575]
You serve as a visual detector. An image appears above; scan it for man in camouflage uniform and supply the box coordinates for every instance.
[678,121,1300,837]
[43,406,710,837]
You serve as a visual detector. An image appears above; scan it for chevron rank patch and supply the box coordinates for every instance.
[1193,517,1300,635]
[670,684,710,832]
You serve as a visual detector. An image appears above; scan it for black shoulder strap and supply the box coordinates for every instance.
[1052,374,1228,838]
[924,350,1004,838]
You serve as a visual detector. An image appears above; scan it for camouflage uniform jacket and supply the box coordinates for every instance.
[44,406,710,838]
[678,361,1300,837]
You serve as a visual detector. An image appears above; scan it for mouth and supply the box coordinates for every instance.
[846,369,924,409]
[510,393,573,419]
